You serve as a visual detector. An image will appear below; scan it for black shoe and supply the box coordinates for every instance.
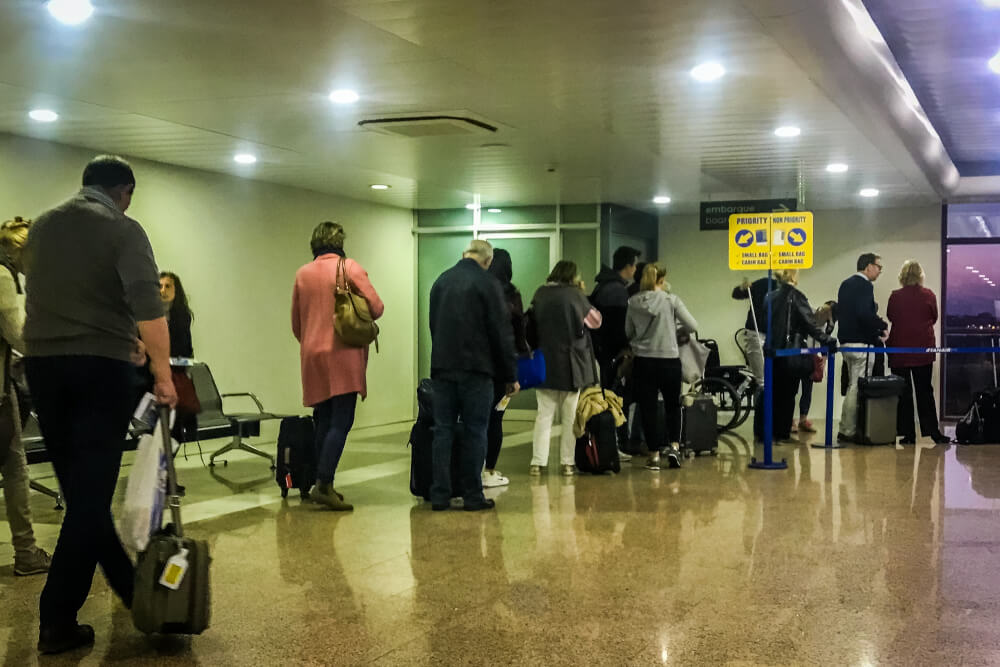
[836,432,856,444]
[899,436,916,445]
[38,624,95,655]
[664,449,682,469]
[431,502,450,512]
[931,433,952,445]
[175,484,186,497]
[463,499,495,512]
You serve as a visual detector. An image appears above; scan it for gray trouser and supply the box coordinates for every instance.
[1,391,37,554]
[839,350,872,438]
[744,330,765,384]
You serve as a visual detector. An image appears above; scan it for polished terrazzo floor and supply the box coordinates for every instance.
[2,417,1000,666]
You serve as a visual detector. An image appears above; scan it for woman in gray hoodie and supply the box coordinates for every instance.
[625,264,698,470]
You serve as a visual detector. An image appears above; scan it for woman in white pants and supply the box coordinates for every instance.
[528,261,601,476]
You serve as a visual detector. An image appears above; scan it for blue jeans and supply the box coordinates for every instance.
[430,372,492,506]
[313,393,357,485]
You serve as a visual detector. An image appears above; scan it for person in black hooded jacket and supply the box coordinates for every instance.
[589,246,640,387]
[754,269,837,441]
[483,249,529,488]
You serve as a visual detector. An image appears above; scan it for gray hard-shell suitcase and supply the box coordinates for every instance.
[132,406,211,635]
[857,375,905,446]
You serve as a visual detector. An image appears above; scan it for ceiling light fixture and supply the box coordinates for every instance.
[859,188,879,197]
[487,208,502,213]
[652,196,672,205]
[774,126,801,138]
[465,203,480,210]
[973,269,981,273]
[233,153,257,165]
[966,266,975,269]
[46,0,94,25]
[826,163,849,173]
[983,0,1000,9]
[329,89,360,104]
[690,62,726,82]
[369,184,390,190]
[990,51,1000,75]
[28,109,59,122]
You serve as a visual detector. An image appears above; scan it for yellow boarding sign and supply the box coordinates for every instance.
[770,212,813,269]
[728,213,771,270]
[728,211,814,270]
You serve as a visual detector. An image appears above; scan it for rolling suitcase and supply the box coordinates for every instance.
[408,380,464,500]
[575,410,621,474]
[681,393,717,456]
[275,416,316,499]
[133,406,212,635]
[857,375,905,445]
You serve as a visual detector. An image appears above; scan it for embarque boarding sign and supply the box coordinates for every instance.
[728,211,813,270]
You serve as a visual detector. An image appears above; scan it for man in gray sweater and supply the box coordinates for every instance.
[23,155,177,655]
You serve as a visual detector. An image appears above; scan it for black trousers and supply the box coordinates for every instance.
[891,364,941,439]
[26,356,137,629]
[485,381,506,470]
[632,357,682,448]
[754,360,799,440]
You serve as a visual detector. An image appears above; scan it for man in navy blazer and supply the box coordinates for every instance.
[837,253,889,442]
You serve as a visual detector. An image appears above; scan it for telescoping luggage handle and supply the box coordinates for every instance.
[157,405,184,538]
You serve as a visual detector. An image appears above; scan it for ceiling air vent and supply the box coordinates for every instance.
[358,113,498,138]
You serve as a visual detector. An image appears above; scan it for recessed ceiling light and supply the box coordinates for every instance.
[465,203,479,210]
[690,62,726,82]
[28,109,59,122]
[984,1,1000,9]
[774,126,801,138]
[329,89,360,104]
[487,208,502,213]
[966,266,975,269]
[826,163,849,173]
[990,51,1000,75]
[369,184,390,190]
[859,188,879,197]
[972,269,981,273]
[233,153,257,164]
[46,0,94,25]
[652,196,672,205]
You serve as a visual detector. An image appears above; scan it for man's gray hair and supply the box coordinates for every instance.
[463,238,493,262]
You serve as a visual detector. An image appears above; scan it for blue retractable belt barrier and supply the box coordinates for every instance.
[751,344,1000,465]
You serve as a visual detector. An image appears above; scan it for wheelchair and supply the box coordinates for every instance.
[688,329,760,432]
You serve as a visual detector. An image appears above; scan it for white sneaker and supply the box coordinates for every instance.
[617,448,632,462]
[481,470,510,488]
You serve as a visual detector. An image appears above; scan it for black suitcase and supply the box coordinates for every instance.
[575,411,621,474]
[682,393,717,456]
[408,380,465,500]
[857,375,904,445]
[133,406,211,635]
[275,416,316,499]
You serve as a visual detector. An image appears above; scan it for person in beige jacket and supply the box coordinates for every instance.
[0,217,51,576]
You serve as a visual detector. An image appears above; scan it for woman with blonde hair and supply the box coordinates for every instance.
[755,269,836,442]
[886,260,948,445]
[292,221,384,509]
[626,263,698,470]
[0,217,51,576]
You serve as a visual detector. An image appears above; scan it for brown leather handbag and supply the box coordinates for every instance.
[333,258,380,351]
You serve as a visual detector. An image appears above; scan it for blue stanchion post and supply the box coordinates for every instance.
[749,269,787,470]
[812,347,844,449]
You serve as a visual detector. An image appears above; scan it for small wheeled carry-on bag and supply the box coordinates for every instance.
[681,393,717,456]
[575,410,621,474]
[275,416,316,499]
[133,406,212,635]
[408,380,464,500]
[857,375,905,446]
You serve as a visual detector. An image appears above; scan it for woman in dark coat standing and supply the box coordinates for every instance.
[886,260,949,445]
[484,249,530,487]
[529,261,602,476]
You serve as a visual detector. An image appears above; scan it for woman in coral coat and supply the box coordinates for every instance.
[292,221,384,510]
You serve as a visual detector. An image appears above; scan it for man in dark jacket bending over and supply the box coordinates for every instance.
[428,239,518,511]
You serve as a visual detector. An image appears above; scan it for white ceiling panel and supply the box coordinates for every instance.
[0,0,942,211]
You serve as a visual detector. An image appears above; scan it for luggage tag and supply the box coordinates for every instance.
[159,547,189,590]
[495,395,511,411]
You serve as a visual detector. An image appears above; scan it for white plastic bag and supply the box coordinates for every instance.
[119,433,168,552]
[679,338,711,384]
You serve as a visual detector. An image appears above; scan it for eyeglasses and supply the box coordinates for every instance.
[874,263,883,270]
